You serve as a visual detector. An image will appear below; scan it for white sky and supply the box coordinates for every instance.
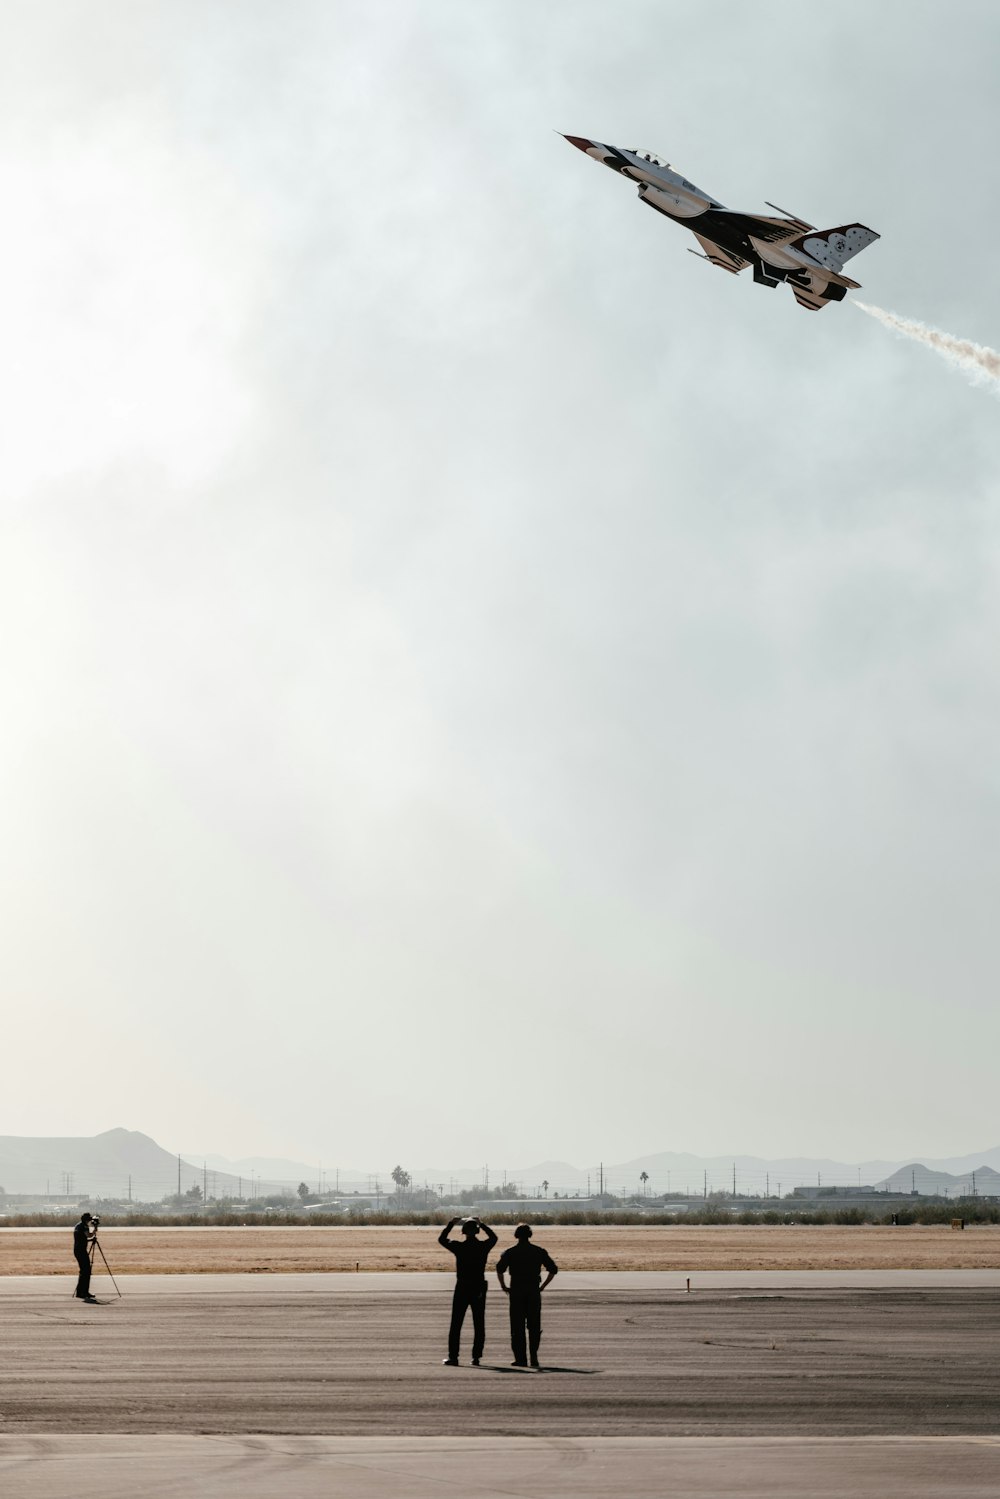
[3,0,999,1171]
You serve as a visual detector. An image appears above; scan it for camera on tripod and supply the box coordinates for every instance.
[91,1215,101,1229]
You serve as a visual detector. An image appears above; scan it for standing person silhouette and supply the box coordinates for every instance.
[496,1224,557,1368]
[73,1212,98,1302]
[438,1216,497,1366]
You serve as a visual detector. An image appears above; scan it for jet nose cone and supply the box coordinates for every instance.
[563,134,594,154]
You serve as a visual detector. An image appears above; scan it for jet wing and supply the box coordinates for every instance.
[714,212,810,245]
[693,233,751,275]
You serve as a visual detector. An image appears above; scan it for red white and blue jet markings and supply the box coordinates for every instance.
[563,135,878,312]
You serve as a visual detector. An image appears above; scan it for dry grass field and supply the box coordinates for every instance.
[1,1222,997,1275]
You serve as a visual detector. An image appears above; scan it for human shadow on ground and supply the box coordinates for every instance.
[489,1365,599,1375]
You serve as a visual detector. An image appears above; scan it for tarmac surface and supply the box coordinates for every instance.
[3,1435,1000,1499]
[4,1273,998,1495]
[6,1267,1000,1294]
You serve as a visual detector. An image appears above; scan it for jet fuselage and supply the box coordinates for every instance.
[564,136,878,311]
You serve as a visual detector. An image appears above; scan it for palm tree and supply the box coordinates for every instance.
[541,1179,549,1198]
[640,1171,649,1196]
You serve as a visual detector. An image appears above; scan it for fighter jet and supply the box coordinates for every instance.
[564,136,878,312]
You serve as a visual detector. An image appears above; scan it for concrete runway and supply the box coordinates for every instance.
[5,1267,1000,1294]
[4,1274,998,1495]
[3,1436,1000,1499]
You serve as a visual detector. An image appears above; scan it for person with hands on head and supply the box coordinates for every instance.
[496,1223,557,1368]
[438,1215,497,1366]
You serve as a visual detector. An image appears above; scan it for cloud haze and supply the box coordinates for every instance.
[2,1,999,1170]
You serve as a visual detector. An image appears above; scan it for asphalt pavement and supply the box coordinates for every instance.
[3,1435,1000,1499]
[3,1274,998,1495]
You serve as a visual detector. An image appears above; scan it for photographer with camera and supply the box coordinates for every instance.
[73,1212,99,1302]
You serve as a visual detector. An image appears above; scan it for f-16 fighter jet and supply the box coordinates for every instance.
[564,135,878,311]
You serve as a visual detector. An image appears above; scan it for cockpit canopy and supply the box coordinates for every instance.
[629,152,701,193]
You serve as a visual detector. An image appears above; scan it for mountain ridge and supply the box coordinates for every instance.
[3,1129,998,1200]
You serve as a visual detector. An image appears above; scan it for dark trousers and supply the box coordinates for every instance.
[448,1279,487,1361]
[508,1289,542,1364]
[74,1250,92,1299]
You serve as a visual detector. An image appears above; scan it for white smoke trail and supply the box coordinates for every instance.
[854,301,1000,397]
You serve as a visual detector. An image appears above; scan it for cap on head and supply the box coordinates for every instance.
[80,1212,92,1222]
[461,1219,479,1236]
[514,1223,533,1239]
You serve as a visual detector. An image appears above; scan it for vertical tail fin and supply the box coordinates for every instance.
[790,223,879,273]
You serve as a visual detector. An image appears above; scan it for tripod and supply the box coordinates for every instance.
[72,1229,123,1300]
[90,1233,123,1298]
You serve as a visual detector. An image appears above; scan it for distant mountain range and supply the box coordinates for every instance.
[2,1129,999,1202]
[873,1163,1000,1198]
[0,1129,294,1201]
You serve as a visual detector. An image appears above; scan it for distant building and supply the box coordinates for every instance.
[302,1195,385,1212]
[474,1198,614,1215]
[791,1186,882,1198]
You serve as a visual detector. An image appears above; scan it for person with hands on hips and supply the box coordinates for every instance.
[496,1223,557,1368]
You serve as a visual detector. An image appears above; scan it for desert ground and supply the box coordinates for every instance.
[1,1222,996,1275]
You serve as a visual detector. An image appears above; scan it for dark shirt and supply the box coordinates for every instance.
[497,1240,557,1290]
[443,1237,493,1286]
[73,1220,91,1256]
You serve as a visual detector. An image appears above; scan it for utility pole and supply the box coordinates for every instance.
[703,1170,707,1199]
[203,1161,208,1204]
[128,1174,132,1204]
[599,1162,604,1196]
[766,1172,769,1198]
[177,1155,181,1202]
[732,1162,736,1197]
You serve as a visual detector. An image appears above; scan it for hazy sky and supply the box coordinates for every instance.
[3,1,999,1171]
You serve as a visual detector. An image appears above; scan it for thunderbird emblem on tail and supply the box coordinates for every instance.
[564,136,878,312]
